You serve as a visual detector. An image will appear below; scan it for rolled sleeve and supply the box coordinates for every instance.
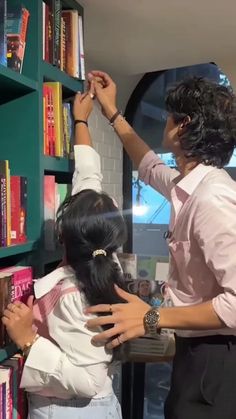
[72,145,103,195]
[194,192,236,328]
[138,150,179,200]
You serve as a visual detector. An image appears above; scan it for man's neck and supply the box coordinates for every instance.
[175,155,199,177]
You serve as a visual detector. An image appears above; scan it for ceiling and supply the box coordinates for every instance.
[79,0,236,77]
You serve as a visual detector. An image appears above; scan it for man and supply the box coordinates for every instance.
[85,71,236,419]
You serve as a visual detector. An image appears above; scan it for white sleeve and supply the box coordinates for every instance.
[21,292,112,398]
[72,145,103,195]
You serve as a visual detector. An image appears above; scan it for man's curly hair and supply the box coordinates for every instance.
[165,77,236,168]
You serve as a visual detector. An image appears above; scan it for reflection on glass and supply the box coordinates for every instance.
[143,363,172,419]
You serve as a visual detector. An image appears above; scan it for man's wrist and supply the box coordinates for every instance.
[104,106,118,120]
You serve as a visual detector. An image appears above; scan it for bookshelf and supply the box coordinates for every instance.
[0,0,84,362]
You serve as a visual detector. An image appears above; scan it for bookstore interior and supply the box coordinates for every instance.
[0,1,235,419]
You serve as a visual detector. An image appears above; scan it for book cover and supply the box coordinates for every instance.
[53,0,61,67]
[62,10,79,78]
[44,82,63,157]
[60,16,66,71]
[0,366,12,419]
[117,253,137,280]
[0,266,33,305]
[0,160,10,247]
[44,175,56,250]
[0,0,7,66]
[0,174,7,247]
[137,255,157,281]
[6,5,30,73]
[3,355,25,419]
[10,176,27,244]
[44,2,50,62]
[0,273,11,346]
[1,382,6,419]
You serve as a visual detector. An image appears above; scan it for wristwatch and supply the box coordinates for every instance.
[143,307,161,336]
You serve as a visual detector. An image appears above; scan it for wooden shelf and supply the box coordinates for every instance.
[0,241,36,259]
[0,65,38,104]
[43,155,74,173]
[42,61,84,98]
[0,343,18,363]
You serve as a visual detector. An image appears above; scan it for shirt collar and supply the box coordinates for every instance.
[34,266,75,299]
[175,163,216,197]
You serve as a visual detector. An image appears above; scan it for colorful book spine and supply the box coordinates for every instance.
[62,10,79,78]
[44,175,56,250]
[6,5,30,73]
[0,366,12,419]
[44,82,63,157]
[0,0,7,66]
[10,176,27,245]
[53,0,61,67]
[0,160,10,247]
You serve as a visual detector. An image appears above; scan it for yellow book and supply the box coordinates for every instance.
[44,82,63,157]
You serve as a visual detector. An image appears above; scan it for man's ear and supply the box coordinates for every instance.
[178,115,191,136]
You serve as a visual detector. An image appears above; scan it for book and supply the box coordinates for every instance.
[0,160,11,247]
[3,355,26,419]
[10,176,27,245]
[6,4,30,73]
[53,0,61,67]
[44,82,63,157]
[0,266,33,304]
[0,0,7,66]
[62,10,79,78]
[44,175,56,250]
[0,366,12,419]
[78,14,85,80]
[0,273,11,346]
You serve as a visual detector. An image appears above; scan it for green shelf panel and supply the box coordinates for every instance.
[43,156,74,173]
[42,61,84,98]
[0,343,18,363]
[0,65,38,104]
[0,241,36,259]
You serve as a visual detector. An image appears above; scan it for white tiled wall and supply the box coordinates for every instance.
[88,104,123,208]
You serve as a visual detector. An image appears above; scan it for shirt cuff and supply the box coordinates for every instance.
[24,337,62,372]
[138,150,162,183]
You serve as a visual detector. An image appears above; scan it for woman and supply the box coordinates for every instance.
[2,86,126,419]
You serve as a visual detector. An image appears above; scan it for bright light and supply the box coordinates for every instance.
[133,205,148,216]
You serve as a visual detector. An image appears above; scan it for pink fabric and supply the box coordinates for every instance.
[139,150,236,336]
[33,282,78,339]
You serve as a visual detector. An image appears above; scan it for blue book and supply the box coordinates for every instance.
[0,0,7,66]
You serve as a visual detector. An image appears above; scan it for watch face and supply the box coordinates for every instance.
[146,309,159,326]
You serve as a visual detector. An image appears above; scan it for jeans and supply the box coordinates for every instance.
[28,393,122,419]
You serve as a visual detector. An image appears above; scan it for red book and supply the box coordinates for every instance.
[0,365,13,419]
[43,85,49,155]
[0,266,33,304]
[10,176,20,245]
[4,355,26,419]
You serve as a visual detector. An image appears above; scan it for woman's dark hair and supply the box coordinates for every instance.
[165,77,236,167]
[56,189,127,307]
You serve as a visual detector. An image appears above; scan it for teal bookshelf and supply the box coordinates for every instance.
[0,0,84,361]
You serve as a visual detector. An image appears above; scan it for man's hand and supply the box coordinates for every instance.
[88,70,118,120]
[2,296,36,350]
[85,285,150,349]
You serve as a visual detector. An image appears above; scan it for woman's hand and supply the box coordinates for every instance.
[73,82,95,121]
[2,296,36,350]
[85,286,151,349]
[88,71,118,120]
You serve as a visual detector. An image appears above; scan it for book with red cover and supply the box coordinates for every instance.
[10,176,27,245]
[0,365,13,419]
[3,355,26,419]
[0,266,33,304]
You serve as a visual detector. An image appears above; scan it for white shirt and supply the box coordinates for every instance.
[21,145,117,399]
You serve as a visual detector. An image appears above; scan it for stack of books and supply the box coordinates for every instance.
[42,0,85,79]
[0,0,30,73]
[43,82,74,157]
